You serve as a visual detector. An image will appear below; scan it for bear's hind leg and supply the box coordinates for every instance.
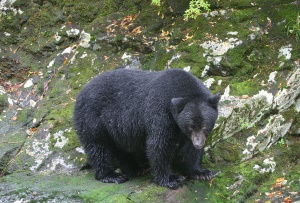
[84,141,128,184]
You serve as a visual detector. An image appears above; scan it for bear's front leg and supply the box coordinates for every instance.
[180,139,218,181]
[146,134,185,190]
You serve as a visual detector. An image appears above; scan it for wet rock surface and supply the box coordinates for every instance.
[1,0,300,202]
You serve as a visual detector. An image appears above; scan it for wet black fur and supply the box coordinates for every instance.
[73,68,220,189]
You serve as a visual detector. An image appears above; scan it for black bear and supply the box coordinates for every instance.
[73,68,220,189]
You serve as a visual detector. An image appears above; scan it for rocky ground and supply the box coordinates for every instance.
[0,0,300,202]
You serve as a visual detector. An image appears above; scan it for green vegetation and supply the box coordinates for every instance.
[286,12,300,41]
[277,137,287,146]
[184,0,210,20]
[151,0,161,6]
[151,0,210,20]
[230,81,263,96]
[0,94,8,113]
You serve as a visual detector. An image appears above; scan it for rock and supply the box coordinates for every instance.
[1,0,300,202]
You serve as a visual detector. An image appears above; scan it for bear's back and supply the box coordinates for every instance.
[76,68,212,113]
[146,69,212,102]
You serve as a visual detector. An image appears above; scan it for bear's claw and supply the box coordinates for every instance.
[190,170,221,181]
[157,174,185,190]
[97,172,129,184]
[159,180,181,190]
[170,174,186,183]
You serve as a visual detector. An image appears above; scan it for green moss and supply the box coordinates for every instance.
[281,109,296,120]
[213,161,271,202]
[0,94,8,113]
[232,9,255,23]
[145,47,173,71]
[62,129,81,151]
[247,137,300,201]
[15,108,34,124]
[130,185,168,202]
[59,0,142,22]
[79,183,138,203]
[207,136,300,202]
[220,45,246,75]
[211,138,242,163]
[230,80,263,96]
[0,10,21,33]
[46,102,73,130]
[80,184,122,202]
[1,172,98,201]
[281,109,300,136]
[207,0,296,9]
[175,42,208,75]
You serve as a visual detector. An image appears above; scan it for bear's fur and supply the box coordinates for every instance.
[73,68,220,189]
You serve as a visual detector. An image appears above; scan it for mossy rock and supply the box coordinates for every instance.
[0,94,8,113]
[209,137,243,163]
[207,0,297,9]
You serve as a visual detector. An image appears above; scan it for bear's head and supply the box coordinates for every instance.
[171,93,220,149]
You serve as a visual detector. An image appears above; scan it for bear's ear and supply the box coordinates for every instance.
[209,93,221,108]
[171,97,186,116]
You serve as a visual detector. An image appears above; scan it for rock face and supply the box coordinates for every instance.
[0,0,300,202]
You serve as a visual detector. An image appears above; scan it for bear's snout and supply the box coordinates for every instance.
[191,130,206,149]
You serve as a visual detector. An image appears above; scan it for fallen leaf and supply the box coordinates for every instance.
[131,26,142,34]
[183,33,194,41]
[209,178,214,187]
[61,103,68,107]
[266,192,274,198]
[160,29,169,39]
[63,59,69,65]
[271,177,287,190]
[276,178,285,183]
[283,197,292,203]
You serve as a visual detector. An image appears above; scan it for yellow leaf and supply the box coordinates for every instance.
[276,178,285,183]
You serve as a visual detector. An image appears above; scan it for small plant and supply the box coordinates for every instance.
[247,52,257,62]
[151,0,210,20]
[277,137,287,147]
[184,0,210,20]
[285,12,300,41]
[237,116,255,129]
[151,0,161,6]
